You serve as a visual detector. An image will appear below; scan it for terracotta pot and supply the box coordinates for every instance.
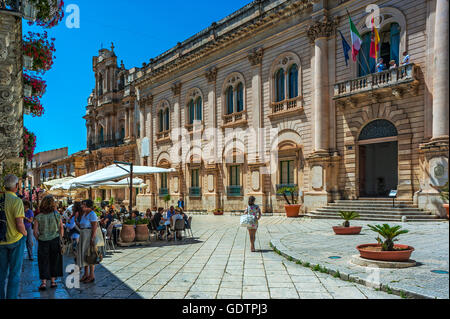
[333,226,362,235]
[213,211,224,216]
[357,244,415,262]
[120,224,135,243]
[285,204,301,218]
[135,224,149,242]
[443,204,449,219]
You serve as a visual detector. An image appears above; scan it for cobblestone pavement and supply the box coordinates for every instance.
[16,216,424,299]
[271,219,449,299]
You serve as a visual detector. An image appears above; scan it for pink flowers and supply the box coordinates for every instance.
[24,96,45,117]
[23,73,47,97]
[20,127,37,161]
[23,31,56,74]
[27,0,65,29]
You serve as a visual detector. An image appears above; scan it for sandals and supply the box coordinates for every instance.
[50,283,57,289]
[84,277,95,284]
[38,283,47,291]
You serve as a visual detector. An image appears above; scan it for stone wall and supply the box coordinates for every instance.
[0,12,23,175]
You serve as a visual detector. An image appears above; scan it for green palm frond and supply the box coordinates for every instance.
[367,224,409,251]
[339,211,360,221]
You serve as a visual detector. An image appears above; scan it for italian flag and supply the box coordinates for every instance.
[349,16,362,62]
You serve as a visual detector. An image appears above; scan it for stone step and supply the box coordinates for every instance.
[322,206,424,212]
[306,213,446,222]
[329,202,418,207]
[334,200,414,205]
[308,211,439,220]
[317,209,429,215]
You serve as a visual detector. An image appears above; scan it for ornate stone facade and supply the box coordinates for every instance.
[89,0,448,216]
[0,12,23,174]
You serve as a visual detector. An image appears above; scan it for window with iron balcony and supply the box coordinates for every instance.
[156,106,171,143]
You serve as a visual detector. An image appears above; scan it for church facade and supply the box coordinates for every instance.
[84,0,449,216]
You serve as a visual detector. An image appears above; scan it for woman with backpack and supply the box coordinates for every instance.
[33,195,64,290]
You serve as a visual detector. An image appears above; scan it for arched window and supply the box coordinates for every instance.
[188,100,195,125]
[358,22,401,77]
[288,64,298,99]
[226,86,234,115]
[99,127,104,143]
[237,83,244,112]
[359,119,398,141]
[195,97,202,121]
[158,109,164,132]
[164,108,170,131]
[275,69,285,102]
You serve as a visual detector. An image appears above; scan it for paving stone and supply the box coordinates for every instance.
[298,292,333,299]
[242,291,270,299]
[138,284,164,292]
[269,287,299,299]
[189,284,220,292]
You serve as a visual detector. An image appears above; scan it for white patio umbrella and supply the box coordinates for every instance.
[96,178,147,190]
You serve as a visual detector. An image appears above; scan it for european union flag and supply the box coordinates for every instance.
[339,30,351,67]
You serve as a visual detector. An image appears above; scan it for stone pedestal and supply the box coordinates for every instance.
[304,151,340,213]
[417,138,449,217]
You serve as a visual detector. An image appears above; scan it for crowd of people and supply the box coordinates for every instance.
[1,174,261,299]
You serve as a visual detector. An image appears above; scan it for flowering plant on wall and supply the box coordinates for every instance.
[24,96,45,117]
[23,31,56,73]
[26,0,65,28]
[23,73,47,97]
[20,127,37,162]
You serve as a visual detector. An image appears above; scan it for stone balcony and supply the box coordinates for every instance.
[268,96,303,119]
[222,111,248,128]
[333,63,419,107]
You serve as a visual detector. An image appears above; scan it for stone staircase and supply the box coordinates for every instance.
[307,198,447,222]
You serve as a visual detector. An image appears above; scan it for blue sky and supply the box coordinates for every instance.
[24,0,252,156]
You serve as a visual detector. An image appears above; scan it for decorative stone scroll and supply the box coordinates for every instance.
[205,66,218,83]
[171,82,182,96]
[307,15,340,43]
[248,47,264,66]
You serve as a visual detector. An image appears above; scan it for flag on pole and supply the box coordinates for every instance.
[338,30,351,67]
[349,16,362,62]
[369,17,380,60]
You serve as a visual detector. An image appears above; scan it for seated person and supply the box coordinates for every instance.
[151,207,166,239]
[169,208,184,240]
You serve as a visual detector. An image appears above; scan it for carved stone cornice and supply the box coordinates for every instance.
[205,66,218,83]
[248,47,264,66]
[307,15,340,44]
[171,82,182,96]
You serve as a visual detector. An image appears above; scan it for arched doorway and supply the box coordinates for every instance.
[358,120,398,198]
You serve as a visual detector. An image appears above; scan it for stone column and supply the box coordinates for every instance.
[139,104,145,139]
[124,109,129,138]
[171,82,182,166]
[313,37,329,152]
[129,108,134,138]
[205,67,218,163]
[432,0,449,140]
[248,48,264,163]
[304,15,340,212]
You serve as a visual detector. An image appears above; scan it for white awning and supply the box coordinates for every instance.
[51,164,174,191]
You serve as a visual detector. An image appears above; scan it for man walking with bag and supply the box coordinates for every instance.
[0,175,27,299]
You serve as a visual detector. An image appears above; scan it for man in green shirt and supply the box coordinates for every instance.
[0,175,27,299]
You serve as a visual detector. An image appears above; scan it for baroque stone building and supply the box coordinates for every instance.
[84,0,448,216]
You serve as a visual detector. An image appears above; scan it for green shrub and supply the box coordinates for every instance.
[339,211,360,227]
[124,219,136,226]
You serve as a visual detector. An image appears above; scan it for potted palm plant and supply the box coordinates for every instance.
[333,211,362,235]
[277,185,302,217]
[120,219,136,243]
[163,194,171,209]
[213,208,224,216]
[135,218,150,242]
[357,224,414,262]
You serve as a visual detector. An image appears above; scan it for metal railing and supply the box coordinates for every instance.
[159,188,169,196]
[189,187,202,197]
[227,186,243,197]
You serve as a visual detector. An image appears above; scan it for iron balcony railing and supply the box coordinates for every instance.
[189,187,202,197]
[227,186,243,197]
[159,188,169,197]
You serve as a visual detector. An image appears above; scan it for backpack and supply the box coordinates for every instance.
[0,194,7,242]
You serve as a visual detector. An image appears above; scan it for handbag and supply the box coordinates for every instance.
[240,214,256,227]
[53,212,65,255]
[85,244,103,265]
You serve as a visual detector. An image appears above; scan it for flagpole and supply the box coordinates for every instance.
[346,8,373,74]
